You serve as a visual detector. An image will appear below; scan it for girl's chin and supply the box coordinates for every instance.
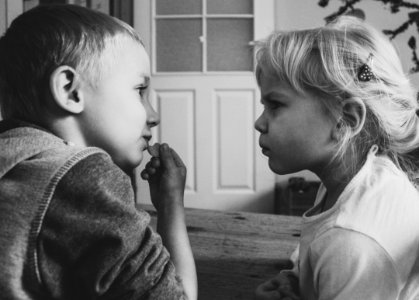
[268,160,297,175]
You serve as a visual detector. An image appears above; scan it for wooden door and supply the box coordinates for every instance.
[134,0,276,212]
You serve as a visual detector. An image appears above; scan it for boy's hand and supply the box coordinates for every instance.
[141,145,197,299]
[254,272,300,300]
[141,143,187,211]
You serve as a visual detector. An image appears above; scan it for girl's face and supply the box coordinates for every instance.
[79,37,159,173]
[254,69,337,175]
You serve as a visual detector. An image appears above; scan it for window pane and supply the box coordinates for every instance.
[110,0,133,26]
[23,0,39,11]
[207,19,253,71]
[89,0,110,14]
[156,19,202,72]
[207,0,252,14]
[0,0,5,36]
[156,0,202,15]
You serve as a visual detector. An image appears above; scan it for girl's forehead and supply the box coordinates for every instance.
[257,66,290,89]
[258,61,290,83]
[257,61,276,75]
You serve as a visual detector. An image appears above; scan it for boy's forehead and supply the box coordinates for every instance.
[104,33,144,52]
[102,36,149,71]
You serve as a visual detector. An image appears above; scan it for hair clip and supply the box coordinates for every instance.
[358,54,374,82]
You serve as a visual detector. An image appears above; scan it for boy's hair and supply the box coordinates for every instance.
[0,4,143,124]
[256,16,419,181]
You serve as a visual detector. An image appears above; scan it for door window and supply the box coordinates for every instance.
[154,0,254,73]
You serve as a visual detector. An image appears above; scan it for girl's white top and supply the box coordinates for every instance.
[292,147,419,300]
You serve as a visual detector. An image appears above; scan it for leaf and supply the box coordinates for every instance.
[408,36,416,50]
[318,0,330,8]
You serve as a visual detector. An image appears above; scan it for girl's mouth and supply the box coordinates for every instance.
[261,147,270,156]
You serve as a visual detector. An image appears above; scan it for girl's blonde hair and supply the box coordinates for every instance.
[256,16,419,181]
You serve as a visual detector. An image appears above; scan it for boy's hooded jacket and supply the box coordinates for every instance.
[0,120,185,300]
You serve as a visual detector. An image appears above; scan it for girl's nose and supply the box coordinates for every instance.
[254,112,267,133]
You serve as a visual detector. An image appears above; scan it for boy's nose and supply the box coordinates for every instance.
[145,102,160,128]
[147,107,160,128]
[254,113,267,133]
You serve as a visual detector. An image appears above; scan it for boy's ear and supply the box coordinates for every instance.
[50,66,84,114]
[332,97,366,139]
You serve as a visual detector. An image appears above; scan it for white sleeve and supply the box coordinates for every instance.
[308,228,401,300]
[286,243,300,276]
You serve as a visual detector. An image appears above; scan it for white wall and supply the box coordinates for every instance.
[273,0,419,185]
[275,0,419,85]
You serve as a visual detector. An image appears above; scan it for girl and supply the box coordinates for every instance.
[254,16,419,300]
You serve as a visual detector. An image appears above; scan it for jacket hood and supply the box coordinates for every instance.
[0,121,65,179]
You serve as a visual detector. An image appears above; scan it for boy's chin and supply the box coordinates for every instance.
[115,155,143,175]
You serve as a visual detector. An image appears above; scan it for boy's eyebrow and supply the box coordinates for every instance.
[139,75,150,85]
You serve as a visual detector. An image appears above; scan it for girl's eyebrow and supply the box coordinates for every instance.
[261,91,288,101]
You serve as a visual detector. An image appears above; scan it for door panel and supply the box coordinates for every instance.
[155,89,197,192]
[215,90,254,191]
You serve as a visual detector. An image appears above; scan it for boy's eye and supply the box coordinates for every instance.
[136,86,148,97]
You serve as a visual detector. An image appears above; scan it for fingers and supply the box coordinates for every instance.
[140,170,149,180]
[255,280,281,300]
[254,285,298,300]
[141,143,186,180]
[254,273,300,300]
[147,143,160,157]
[277,288,300,300]
[170,147,186,168]
[159,143,176,169]
[257,279,278,291]
[140,157,161,180]
[254,289,281,300]
[147,143,185,168]
[141,143,175,180]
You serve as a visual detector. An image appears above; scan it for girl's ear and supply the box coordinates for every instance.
[50,66,84,114]
[332,97,366,139]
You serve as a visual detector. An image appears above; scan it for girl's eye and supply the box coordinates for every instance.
[263,100,282,110]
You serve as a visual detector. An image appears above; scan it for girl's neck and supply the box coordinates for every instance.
[321,178,349,212]
[316,159,359,212]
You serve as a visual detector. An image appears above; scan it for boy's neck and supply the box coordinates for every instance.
[47,116,87,147]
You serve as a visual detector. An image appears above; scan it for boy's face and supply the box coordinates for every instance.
[254,68,336,175]
[79,37,158,172]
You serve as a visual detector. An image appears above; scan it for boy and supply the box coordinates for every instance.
[0,4,197,300]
